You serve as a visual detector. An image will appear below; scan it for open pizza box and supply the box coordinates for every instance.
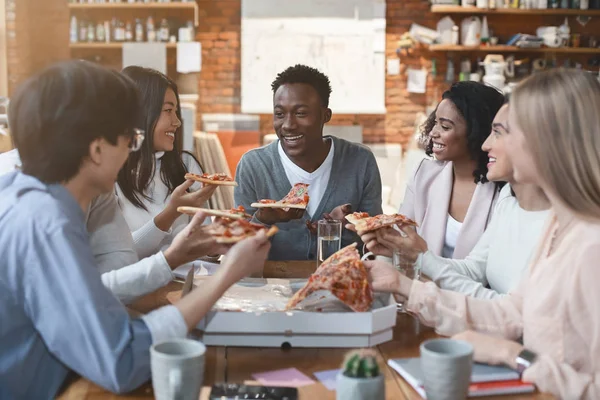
[172,277,398,348]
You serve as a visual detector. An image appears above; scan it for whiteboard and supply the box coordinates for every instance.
[241,0,386,114]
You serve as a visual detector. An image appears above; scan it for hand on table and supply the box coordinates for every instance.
[256,207,305,226]
[452,330,523,369]
[163,211,230,268]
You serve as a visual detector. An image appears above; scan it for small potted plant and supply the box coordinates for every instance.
[336,349,385,400]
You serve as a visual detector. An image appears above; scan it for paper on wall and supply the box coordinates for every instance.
[177,41,202,73]
[122,43,167,74]
[407,68,427,94]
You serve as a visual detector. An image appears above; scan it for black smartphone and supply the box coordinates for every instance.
[209,383,298,400]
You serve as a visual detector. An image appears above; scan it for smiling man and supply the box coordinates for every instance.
[235,64,382,260]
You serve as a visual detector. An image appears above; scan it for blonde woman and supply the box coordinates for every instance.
[366,69,600,399]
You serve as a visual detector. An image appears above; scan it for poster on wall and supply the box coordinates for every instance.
[241,0,386,114]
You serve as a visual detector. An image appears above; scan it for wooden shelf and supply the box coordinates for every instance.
[68,2,196,10]
[70,42,177,49]
[431,5,600,15]
[68,2,199,26]
[429,44,600,53]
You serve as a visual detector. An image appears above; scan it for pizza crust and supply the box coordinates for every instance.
[184,173,238,186]
[214,225,279,243]
[177,206,250,220]
[250,202,307,210]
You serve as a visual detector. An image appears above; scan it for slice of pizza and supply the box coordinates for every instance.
[315,242,360,274]
[286,256,373,312]
[177,205,252,220]
[184,172,238,187]
[345,212,418,233]
[250,183,310,210]
[206,218,278,243]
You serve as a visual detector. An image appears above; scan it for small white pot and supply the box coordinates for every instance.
[336,372,385,400]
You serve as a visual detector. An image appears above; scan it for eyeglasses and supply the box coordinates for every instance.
[129,128,145,153]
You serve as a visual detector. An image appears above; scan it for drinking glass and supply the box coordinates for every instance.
[393,248,421,312]
[317,220,342,265]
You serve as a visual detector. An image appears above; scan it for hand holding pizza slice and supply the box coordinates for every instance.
[251,183,310,210]
[177,205,252,220]
[206,217,279,244]
[345,212,417,234]
[286,243,374,313]
[185,172,238,187]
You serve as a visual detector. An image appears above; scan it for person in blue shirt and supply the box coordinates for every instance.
[0,60,271,398]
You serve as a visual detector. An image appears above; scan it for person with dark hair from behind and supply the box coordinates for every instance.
[0,60,270,398]
[116,66,217,260]
[352,81,505,263]
[234,64,383,260]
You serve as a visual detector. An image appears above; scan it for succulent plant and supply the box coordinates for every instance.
[342,349,380,378]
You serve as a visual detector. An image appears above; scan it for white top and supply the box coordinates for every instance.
[419,184,550,299]
[442,214,462,258]
[278,139,335,218]
[116,152,205,258]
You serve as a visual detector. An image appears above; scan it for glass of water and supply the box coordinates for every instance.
[317,220,342,265]
[393,248,421,312]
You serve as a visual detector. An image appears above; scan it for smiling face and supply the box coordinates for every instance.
[428,99,470,162]
[273,83,331,160]
[505,103,539,184]
[152,88,181,152]
[481,104,513,182]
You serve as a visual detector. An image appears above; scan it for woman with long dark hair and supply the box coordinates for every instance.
[351,81,505,262]
[116,66,216,258]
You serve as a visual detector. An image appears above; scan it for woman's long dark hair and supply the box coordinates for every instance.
[117,66,201,210]
[420,81,505,184]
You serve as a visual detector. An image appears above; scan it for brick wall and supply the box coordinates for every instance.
[5,0,69,94]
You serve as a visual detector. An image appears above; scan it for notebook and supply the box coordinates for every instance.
[388,358,535,398]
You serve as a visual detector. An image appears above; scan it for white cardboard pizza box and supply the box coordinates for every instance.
[192,278,397,348]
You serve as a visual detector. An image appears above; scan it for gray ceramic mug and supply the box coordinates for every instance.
[150,338,206,400]
[420,338,473,400]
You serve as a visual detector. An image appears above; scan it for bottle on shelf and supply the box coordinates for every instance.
[125,21,133,42]
[147,16,156,42]
[87,22,96,42]
[135,19,144,42]
[70,15,78,44]
[104,20,111,43]
[580,0,589,8]
[96,22,105,43]
[79,21,87,42]
[159,18,170,42]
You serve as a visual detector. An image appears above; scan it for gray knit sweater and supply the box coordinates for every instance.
[234,136,382,260]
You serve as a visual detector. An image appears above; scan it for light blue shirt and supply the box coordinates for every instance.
[0,172,156,398]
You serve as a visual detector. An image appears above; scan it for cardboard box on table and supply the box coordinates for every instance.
[191,278,398,348]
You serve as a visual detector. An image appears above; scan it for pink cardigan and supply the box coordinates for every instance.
[399,159,499,259]
[407,214,600,399]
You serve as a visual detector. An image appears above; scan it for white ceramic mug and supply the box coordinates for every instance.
[151,338,206,400]
[420,339,473,400]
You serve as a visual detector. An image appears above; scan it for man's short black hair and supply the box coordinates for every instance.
[9,60,140,183]
[271,64,332,107]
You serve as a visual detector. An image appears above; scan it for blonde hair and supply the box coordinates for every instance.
[512,69,600,220]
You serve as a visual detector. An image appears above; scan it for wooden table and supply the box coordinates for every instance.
[58,264,554,400]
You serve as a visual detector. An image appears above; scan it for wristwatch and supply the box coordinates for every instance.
[515,349,537,375]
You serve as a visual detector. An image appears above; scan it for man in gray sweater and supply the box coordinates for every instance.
[235,64,383,260]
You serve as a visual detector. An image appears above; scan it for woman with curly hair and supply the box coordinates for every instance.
[355,81,505,262]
